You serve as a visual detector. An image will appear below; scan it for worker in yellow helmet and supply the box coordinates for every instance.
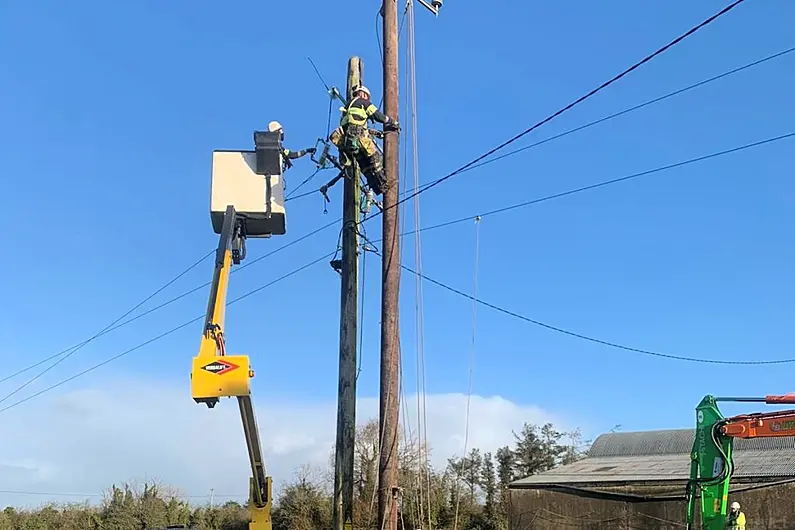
[328,85,400,195]
[267,121,315,171]
[726,501,746,529]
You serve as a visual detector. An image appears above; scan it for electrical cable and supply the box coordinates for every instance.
[0,251,335,414]
[28,126,766,413]
[377,254,795,365]
[404,2,434,523]
[285,167,323,200]
[14,128,788,386]
[452,217,480,530]
[453,44,795,178]
[12,33,782,391]
[0,249,214,402]
[384,130,795,241]
[284,187,323,202]
[279,44,795,206]
[1,219,341,384]
[307,56,331,92]
[364,0,750,222]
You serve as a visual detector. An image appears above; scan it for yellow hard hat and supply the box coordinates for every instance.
[267,120,283,132]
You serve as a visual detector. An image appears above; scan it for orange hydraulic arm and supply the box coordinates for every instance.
[720,394,795,438]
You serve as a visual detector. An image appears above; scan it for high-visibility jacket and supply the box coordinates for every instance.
[727,511,746,529]
[340,96,390,129]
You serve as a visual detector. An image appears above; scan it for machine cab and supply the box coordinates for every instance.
[210,130,286,237]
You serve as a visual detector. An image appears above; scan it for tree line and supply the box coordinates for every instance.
[0,419,587,530]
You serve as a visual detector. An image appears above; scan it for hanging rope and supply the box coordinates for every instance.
[452,216,481,530]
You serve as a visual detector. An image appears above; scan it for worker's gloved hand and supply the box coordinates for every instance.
[385,120,400,132]
[307,147,317,154]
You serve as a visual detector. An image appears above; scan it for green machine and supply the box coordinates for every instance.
[685,393,795,529]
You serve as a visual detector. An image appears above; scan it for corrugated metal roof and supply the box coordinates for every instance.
[588,429,795,457]
[510,429,795,487]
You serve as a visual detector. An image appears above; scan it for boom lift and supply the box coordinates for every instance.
[685,393,795,530]
[191,129,289,530]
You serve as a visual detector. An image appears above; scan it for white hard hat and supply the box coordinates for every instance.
[731,501,740,510]
[353,85,371,98]
[267,120,283,132]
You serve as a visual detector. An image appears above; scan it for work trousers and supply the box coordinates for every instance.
[330,127,388,195]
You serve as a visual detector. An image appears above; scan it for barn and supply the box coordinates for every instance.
[507,428,795,530]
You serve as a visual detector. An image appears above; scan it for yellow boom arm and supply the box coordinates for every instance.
[190,205,272,530]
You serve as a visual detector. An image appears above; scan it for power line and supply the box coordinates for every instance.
[14,125,788,389]
[5,125,789,409]
[9,24,780,388]
[454,45,795,178]
[366,0,749,221]
[307,56,331,92]
[13,127,787,387]
[281,44,795,206]
[1,219,340,385]
[0,249,214,403]
[406,131,795,236]
[0,251,335,414]
[286,167,324,200]
[384,256,795,366]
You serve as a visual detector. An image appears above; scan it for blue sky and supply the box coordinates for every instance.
[1,0,795,501]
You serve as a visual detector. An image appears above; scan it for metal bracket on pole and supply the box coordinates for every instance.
[416,0,442,15]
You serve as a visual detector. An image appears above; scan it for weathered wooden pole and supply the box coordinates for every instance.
[379,1,401,530]
[333,56,363,530]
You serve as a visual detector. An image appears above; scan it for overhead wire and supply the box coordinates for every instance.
[405,2,433,525]
[361,0,750,222]
[453,45,795,178]
[285,167,323,200]
[0,251,335,414]
[1,218,341,384]
[10,128,791,395]
[13,127,790,407]
[9,128,793,412]
[0,248,214,403]
[282,44,795,206]
[389,130,795,240]
[400,2,432,526]
[452,216,481,530]
[307,56,331,92]
[386,257,795,366]
[4,1,776,401]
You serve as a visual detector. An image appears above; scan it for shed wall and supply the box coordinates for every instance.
[509,482,795,530]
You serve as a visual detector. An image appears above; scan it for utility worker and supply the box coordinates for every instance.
[726,501,746,529]
[328,85,400,195]
[267,121,316,171]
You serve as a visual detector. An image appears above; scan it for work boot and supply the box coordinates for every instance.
[365,169,388,196]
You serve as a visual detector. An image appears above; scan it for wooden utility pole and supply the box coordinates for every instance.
[333,56,363,530]
[379,1,401,530]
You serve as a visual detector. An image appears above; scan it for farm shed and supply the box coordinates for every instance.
[508,428,795,530]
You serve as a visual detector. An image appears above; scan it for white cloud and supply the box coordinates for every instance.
[0,379,566,509]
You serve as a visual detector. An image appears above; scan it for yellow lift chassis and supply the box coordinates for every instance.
[191,204,272,530]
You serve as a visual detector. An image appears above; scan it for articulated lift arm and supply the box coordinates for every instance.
[191,205,272,530]
[685,393,795,530]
